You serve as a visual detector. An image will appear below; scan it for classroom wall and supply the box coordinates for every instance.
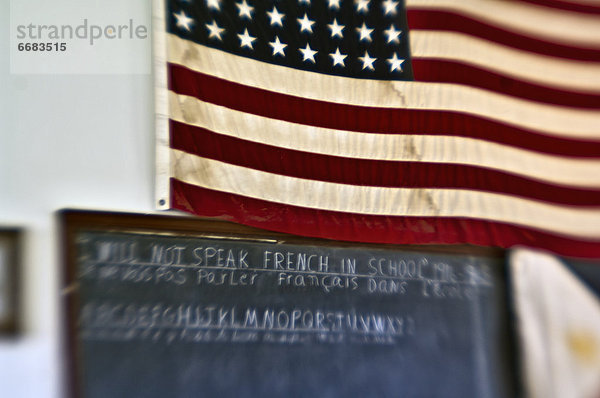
[0,1,155,396]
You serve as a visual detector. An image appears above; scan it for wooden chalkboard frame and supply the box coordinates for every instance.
[0,228,21,336]
[59,209,511,398]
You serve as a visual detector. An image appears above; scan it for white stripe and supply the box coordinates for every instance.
[167,34,600,139]
[405,0,600,48]
[171,150,600,239]
[170,93,600,188]
[410,31,600,93]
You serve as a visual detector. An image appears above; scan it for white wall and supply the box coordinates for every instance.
[0,1,156,396]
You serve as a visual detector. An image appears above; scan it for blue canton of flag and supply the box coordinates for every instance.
[168,0,413,80]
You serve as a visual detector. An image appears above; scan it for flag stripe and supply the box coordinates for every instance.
[171,119,600,206]
[166,35,600,138]
[168,63,600,156]
[518,0,600,14]
[406,10,600,62]
[169,96,600,187]
[412,59,600,109]
[171,179,600,258]
[409,31,600,94]
[405,0,600,48]
[171,149,600,238]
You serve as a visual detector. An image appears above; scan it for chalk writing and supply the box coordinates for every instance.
[80,301,415,345]
[82,235,493,299]
[193,247,249,268]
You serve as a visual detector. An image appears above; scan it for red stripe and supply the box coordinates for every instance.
[406,9,600,62]
[412,59,600,109]
[170,119,600,206]
[171,179,600,258]
[518,0,600,14]
[168,64,600,158]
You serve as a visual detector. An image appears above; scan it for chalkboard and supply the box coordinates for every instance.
[61,211,517,398]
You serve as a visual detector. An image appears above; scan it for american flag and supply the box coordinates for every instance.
[154,0,600,257]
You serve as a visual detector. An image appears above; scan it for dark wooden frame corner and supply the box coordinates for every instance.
[0,228,22,336]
